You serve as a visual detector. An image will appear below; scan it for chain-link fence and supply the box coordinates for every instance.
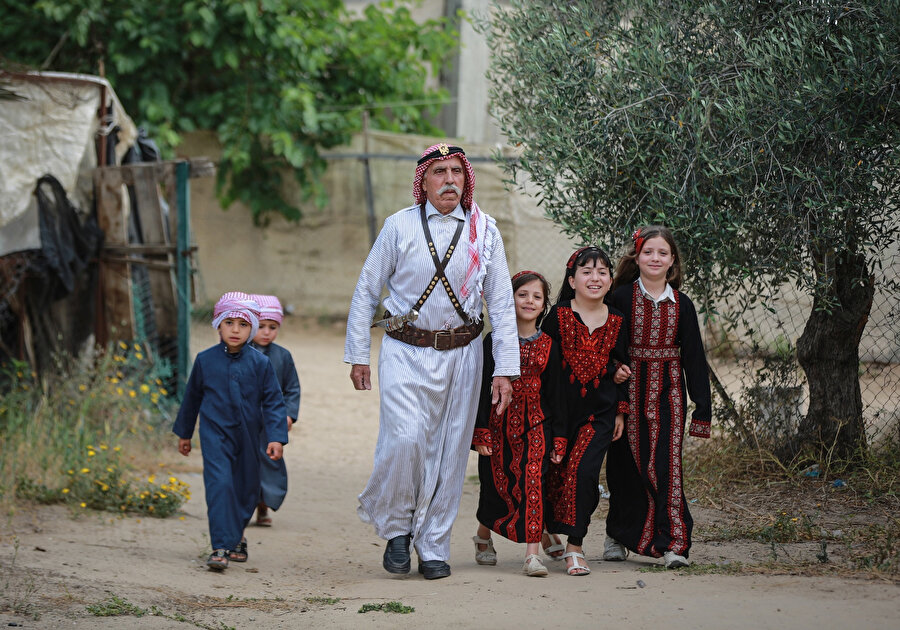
[508,219,900,451]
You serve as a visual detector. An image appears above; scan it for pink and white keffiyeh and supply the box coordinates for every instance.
[212,291,260,341]
[413,143,487,320]
[250,294,284,324]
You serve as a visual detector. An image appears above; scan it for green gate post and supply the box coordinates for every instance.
[175,161,191,399]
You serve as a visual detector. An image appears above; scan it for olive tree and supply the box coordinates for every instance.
[483,0,900,458]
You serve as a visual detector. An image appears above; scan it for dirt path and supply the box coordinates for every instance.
[1,321,897,629]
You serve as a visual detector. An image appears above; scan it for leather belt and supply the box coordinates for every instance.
[385,319,484,351]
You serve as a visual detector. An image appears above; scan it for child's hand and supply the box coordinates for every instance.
[178,438,191,456]
[612,414,625,441]
[475,445,492,456]
[613,363,632,384]
[550,449,563,465]
[286,416,294,432]
[267,442,284,461]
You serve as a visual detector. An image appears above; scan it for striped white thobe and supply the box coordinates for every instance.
[344,201,519,562]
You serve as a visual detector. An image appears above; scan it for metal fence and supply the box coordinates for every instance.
[501,217,900,450]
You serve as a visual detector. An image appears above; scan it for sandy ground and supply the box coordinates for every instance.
[1,321,897,629]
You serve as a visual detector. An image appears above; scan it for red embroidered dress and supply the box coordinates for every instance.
[473,331,566,543]
[605,281,712,558]
[540,302,630,539]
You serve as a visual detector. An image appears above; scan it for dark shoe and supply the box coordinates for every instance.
[383,535,411,574]
[227,537,248,562]
[418,560,451,580]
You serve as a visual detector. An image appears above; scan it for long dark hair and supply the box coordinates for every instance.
[556,246,613,304]
[512,270,552,327]
[612,225,683,291]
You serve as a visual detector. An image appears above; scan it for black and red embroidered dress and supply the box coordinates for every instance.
[605,281,712,558]
[540,302,630,539]
[473,331,566,543]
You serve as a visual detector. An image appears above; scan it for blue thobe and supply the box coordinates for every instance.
[250,341,300,510]
[173,342,287,550]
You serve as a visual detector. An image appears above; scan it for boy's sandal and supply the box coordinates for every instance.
[562,551,591,576]
[255,515,272,527]
[227,538,248,562]
[472,535,497,566]
[206,549,229,571]
[542,530,565,560]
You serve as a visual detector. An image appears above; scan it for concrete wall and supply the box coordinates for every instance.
[179,129,578,319]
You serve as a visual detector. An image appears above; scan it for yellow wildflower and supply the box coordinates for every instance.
[116,387,124,395]
[135,353,143,360]
[140,384,150,394]
[119,341,128,350]
[87,450,95,457]
[80,502,86,508]
[114,446,121,452]
[100,444,108,450]
[159,387,168,396]
[80,467,90,474]
[62,488,70,494]
[148,474,157,484]
[109,377,119,384]
[78,384,87,392]
[128,390,136,398]
[134,343,141,351]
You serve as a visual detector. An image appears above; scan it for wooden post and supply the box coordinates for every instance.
[93,168,135,341]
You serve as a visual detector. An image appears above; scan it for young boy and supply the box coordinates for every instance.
[249,294,301,527]
[173,291,288,571]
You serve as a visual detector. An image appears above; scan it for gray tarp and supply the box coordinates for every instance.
[0,72,136,256]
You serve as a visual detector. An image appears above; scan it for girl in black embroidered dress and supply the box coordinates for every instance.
[604,225,712,569]
[540,247,630,576]
[472,271,567,577]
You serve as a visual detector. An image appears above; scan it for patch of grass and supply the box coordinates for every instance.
[1,348,187,517]
[0,537,39,620]
[358,601,415,614]
[86,594,148,617]
[306,596,341,605]
[640,562,745,576]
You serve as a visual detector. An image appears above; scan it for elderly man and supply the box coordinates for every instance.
[344,143,519,580]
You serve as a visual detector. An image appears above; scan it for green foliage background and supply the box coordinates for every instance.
[1,0,458,223]
[482,0,900,455]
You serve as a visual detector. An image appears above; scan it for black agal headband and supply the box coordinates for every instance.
[417,144,465,165]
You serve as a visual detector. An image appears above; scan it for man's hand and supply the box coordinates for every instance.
[350,364,371,390]
[178,438,191,456]
[491,376,513,415]
[475,445,492,456]
[267,442,284,461]
[287,416,294,432]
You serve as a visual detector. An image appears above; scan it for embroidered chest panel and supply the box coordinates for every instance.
[512,332,552,396]
[558,307,622,396]
[630,283,680,352]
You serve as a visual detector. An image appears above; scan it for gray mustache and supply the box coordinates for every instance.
[438,184,462,195]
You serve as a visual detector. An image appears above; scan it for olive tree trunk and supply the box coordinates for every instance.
[795,251,874,459]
